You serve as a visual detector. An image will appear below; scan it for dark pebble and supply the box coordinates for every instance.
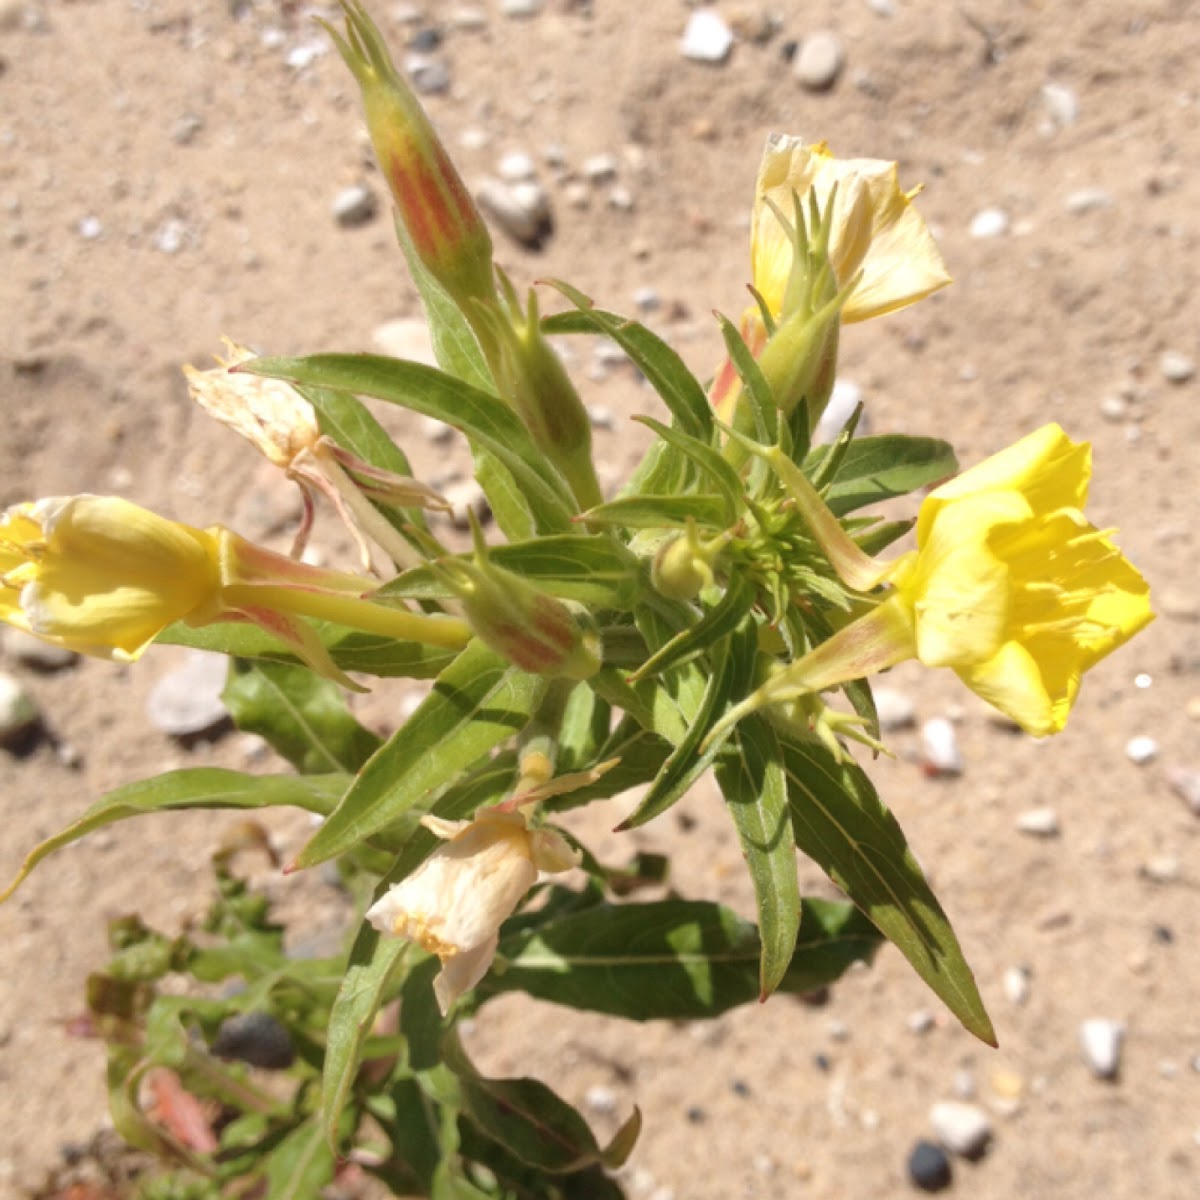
[1154,924,1174,944]
[211,1011,295,1069]
[686,1106,706,1124]
[409,27,443,52]
[908,1140,952,1192]
[813,1052,831,1073]
[731,1078,750,1097]
[781,39,798,61]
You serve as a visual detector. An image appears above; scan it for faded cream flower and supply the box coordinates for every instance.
[750,135,951,327]
[366,808,580,1011]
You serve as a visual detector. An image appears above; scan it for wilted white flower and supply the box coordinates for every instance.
[366,807,580,1011]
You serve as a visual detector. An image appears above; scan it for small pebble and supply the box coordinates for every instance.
[1003,966,1031,1006]
[1066,188,1114,214]
[170,113,204,145]
[907,1009,935,1035]
[813,378,864,442]
[586,404,616,431]
[1159,589,1199,620]
[0,671,39,748]
[406,56,452,95]
[498,150,537,181]
[476,177,552,247]
[969,207,1010,239]
[331,184,377,228]
[827,1018,850,1042]
[907,1140,952,1192]
[78,215,103,240]
[1099,394,1129,421]
[584,1084,618,1115]
[144,650,230,737]
[211,1012,295,1069]
[874,686,916,731]
[952,1069,976,1100]
[582,153,619,183]
[1041,81,1079,127]
[1159,350,1196,383]
[921,717,963,776]
[1125,734,1158,765]
[1080,1018,1125,1080]
[441,479,491,531]
[420,415,455,444]
[633,286,661,313]
[680,10,734,64]
[929,1101,992,1159]
[794,31,845,92]
[372,318,437,366]
[500,0,542,15]
[1016,806,1060,837]
[285,38,326,70]
[1140,855,1180,884]
[1166,766,1200,816]
[449,6,486,29]
[3,628,78,672]
[153,218,190,254]
[609,185,634,211]
[408,27,443,52]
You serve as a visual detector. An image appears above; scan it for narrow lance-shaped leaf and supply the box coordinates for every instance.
[580,494,730,532]
[479,896,880,1020]
[265,1119,338,1200]
[222,659,381,775]
[632,415,744,520]
[804,434,958,515]
[295,641,545,868]
[0,771,347,902]
[781,735,996,1045]
[542,283,712,441]
[716,714,799,999]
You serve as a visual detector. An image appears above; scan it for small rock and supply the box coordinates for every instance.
[498,150,537,182]
[921,717,963,776]
[1140,855,1180,884]
[1003,966,1031,1006]
[211,1012,295,1069]
[929,1101,992,1159]
[584,1084,618,1115]
[406,55,452,95]
[476,177,552,247]
[874,686,916,731]
[1066,188,1114,214]
[1041,81,1079,128]
[450,6,487,30]
[794,31,845,92]
[1159,350,1196,384]
[169,113,204,145]
[1167,767,1200,816]
[989,1066,1025,1103]
[907,1009,935,1035]
[285,38,327,70]
[1125,734,1158,765]
[582,153,618,183]
[680,9,734,64]
[813,378,864,442]
[408,27,443,53]
[1099,393,1129,421]
[1159,589,1200,621]
[969,207,1010,239]
[331,184,377,228]
[3,628,78,672]
[609,185,634,211]
[563,181,591,210]
[586,404,616,431]
[500,0,542,14]
[441,479,491,531]
[0,671,39,748]
[78,215,103,240]
[633,286,661,313]
[372,318,437,365]
[145,650,230,737]
[420,415,455,444]
[1015,806,1060,837]
[952,1069,976,1099]
[907,1140,952,1192]
[153,218,190,255]
[1080,1018,1125,1080]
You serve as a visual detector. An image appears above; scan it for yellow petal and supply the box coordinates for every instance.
[956,641,1060,736]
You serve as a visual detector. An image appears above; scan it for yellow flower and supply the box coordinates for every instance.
[0,494,470,685]
[750,135,951,328]
[711,425,1153,741]
[366,808,580,1011]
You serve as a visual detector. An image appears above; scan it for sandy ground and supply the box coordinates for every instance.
[1,1,1199,1197]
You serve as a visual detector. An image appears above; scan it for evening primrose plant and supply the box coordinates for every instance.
[0,3,1153,1196]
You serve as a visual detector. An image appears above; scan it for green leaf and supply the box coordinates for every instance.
[781,737,995,1044]
[581,494,729,532]
[265,1119,336,1200]
[245,355,575,534]
[717,716,798,999]
[295,642,545,868]
[381,535,641,610]
[631,415,744,519]
[0,770,346,902]
[444,1035,638,1174]
[542,285,712,441]
[480,896,880,1019]
[630,575,755,682]
[716,312,778,446]
[160,620,460,680]
[222,660,381,775]
[473,443,537,543]
[383,1076,442,1192]
[806,434,958,515]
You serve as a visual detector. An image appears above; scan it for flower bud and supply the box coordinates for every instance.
[435,525,602,680]
[327,3,496,312]
[651,522,727,602]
